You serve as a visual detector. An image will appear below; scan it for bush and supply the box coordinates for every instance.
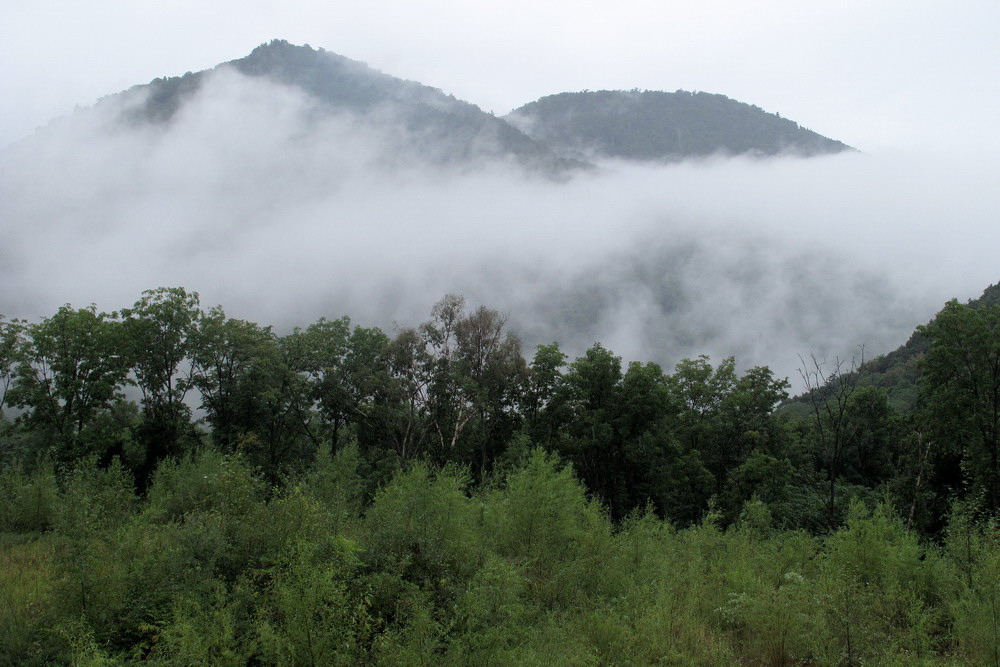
[0,460,57,534]
[255,536,365,666]
[54,457,135,536]
[362,462,483,591]
[144,448,262,524]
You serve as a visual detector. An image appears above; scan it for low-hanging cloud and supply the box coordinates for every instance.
[2,69,997,388]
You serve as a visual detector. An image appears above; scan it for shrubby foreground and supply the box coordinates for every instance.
[1,448,998,664]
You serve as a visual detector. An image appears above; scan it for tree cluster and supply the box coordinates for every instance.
[2,288,1000,532]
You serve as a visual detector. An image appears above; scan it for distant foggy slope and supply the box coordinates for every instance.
[506,90,852,161]
[780,282,1000,415]
[87,42,850,171]
[112,39,583,172]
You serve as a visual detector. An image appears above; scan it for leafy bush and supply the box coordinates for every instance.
[363,462,483,590]
[0,460,57,533]
[143,448,262,524]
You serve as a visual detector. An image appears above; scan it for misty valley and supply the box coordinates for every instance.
[2,39,999,665]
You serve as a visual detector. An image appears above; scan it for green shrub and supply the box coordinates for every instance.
[0,460,57,534]
[448,554,532,660]
[948,511,1000,666]
[151,580,257,666]
[302,441,365,533]
[808,501,952,663]
[483,449,613,605]
[0,537,63,665]
[255,536,364,666]
[54,457,135,536]
[363,462,483,591]
[144,448,262,524]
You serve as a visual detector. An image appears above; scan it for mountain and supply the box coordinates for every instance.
[781,282,1000,415]
[78,41,851,171]
[506,90,852,161]
[111,39,584,172]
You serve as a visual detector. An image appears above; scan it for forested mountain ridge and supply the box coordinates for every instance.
[507,90,852,160]
[59,40,850,169]
[109,39,584,172]
[782,281,1000,415]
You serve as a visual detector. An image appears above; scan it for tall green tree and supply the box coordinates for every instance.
[0,315,23,413]
[382,326,433,462]
[919,299,1000,512]
[189,307,279,451]
[453,305,527,473]
[404,295,527,473]
[285,317,392,454]
[119,287,201,484]
[523,342,567,437]
[796,352,865,526]
[7,305,129,461]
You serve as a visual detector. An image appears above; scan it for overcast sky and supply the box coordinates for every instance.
[3,0,999,151]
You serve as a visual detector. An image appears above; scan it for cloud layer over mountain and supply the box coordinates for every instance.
[2,67,997,386]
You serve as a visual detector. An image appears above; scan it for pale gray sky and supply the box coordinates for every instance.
[3,0,999,150]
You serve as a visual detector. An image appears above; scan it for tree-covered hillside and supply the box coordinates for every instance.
[507,90,852,160]
[54,41,852,173]
[2,285,998,664]
[782,282,1000,416]
[111,40,583,172]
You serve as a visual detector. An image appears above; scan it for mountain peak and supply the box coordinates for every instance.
[62,42,853,172]
[507,89,852,161]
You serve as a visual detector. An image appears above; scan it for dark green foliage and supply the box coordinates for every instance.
[255,537,364,666]
[0,314,20,413]
[144,448,262,525]
[121,287,204,488]
[507,89,852,160]
[0,442,996,664]
[302,442,366,532]
[7,305,130,463]
[0,459,57,533]
[533,347,789,524]
[285,316,391,455]
[190,307,282,452]
[54,456,136,535]
[919,298,1000,512]
[363,462,483,589]
[2,283,1000,663]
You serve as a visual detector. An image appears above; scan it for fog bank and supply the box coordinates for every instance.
[2,71,997,387]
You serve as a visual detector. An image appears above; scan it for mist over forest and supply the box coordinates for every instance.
[2,45,997,388]
[5,36,1000,665]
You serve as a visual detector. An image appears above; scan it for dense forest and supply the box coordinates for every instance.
[506,90,851,160]
[1,286,999,664]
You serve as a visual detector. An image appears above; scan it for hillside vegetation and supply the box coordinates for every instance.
[78,40,849,171]
[1,285,999,663]
[507,90,852,160]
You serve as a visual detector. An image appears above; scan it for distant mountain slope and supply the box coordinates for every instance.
[40,42,853,170]
[115,39,583,172]
[506,90,852,161]
[781,282,1000,415]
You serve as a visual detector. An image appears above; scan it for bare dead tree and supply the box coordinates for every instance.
[797,346,864,527]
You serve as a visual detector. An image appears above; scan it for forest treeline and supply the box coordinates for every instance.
[1,286,999,663]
